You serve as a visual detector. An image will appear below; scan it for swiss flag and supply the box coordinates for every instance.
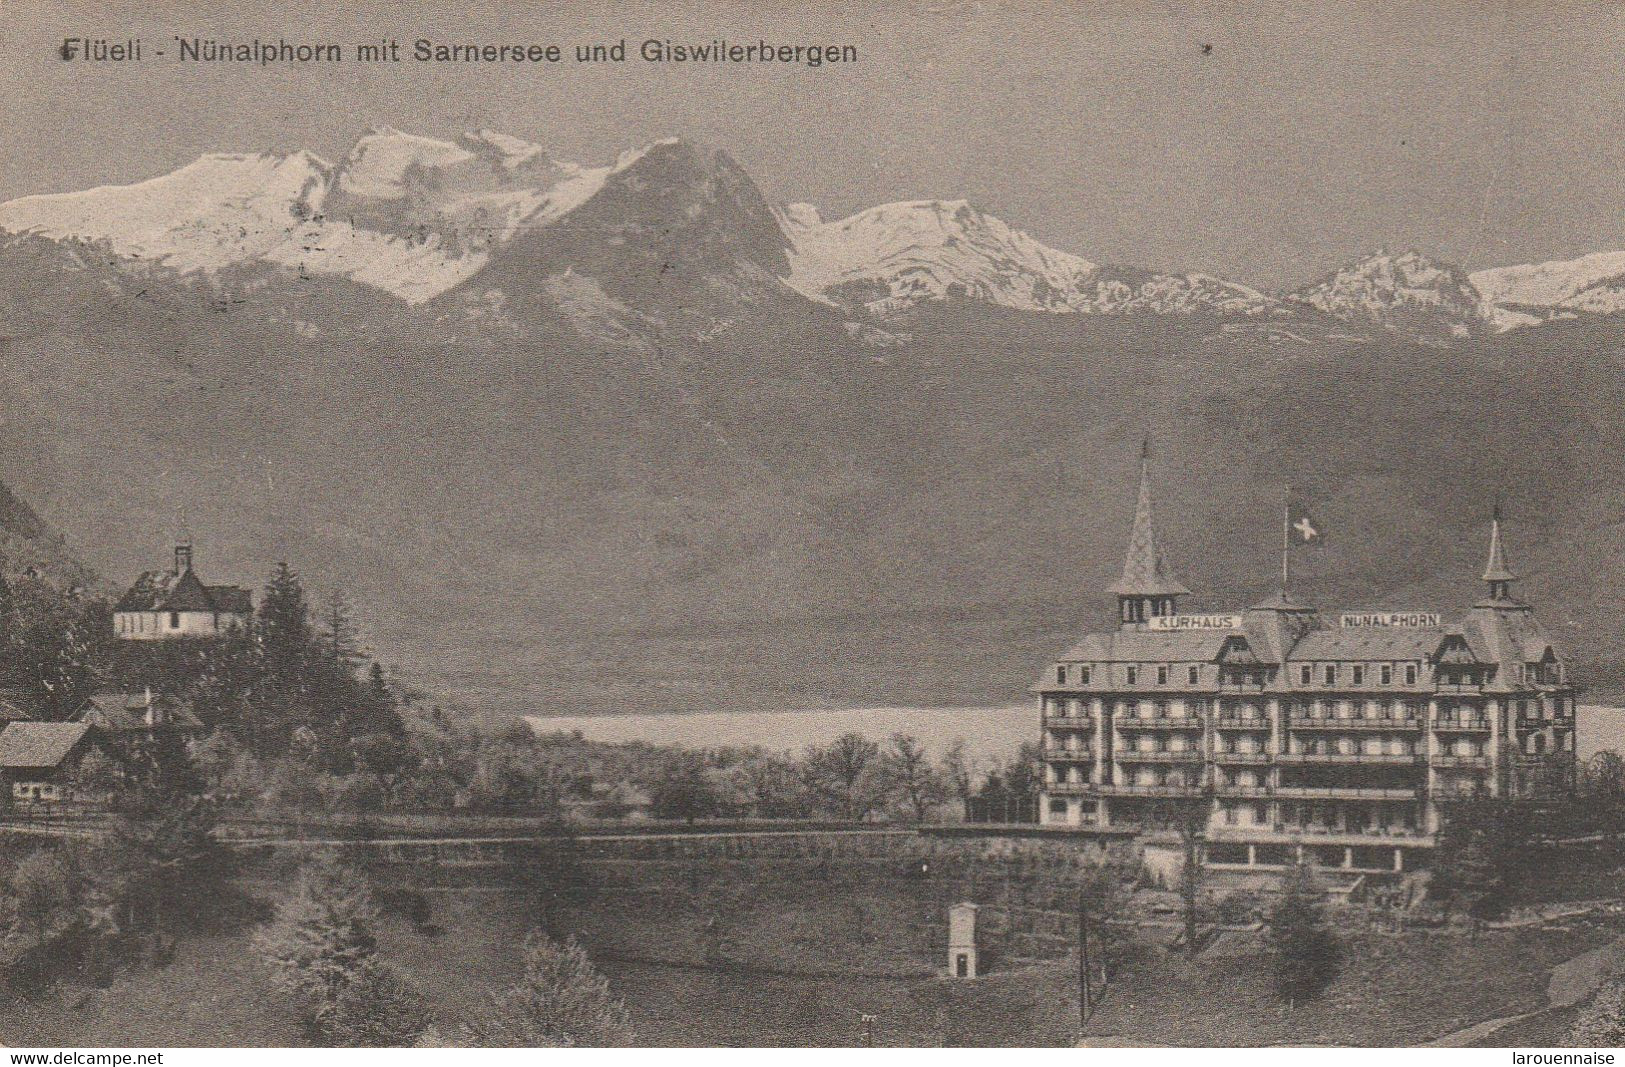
[1288,500,1325,546]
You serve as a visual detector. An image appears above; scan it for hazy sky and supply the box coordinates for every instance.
[4,0,1623,288]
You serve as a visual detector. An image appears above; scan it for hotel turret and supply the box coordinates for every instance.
[1034,449,1578,874]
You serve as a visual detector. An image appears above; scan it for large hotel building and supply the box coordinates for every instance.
[1035,451,1579,874]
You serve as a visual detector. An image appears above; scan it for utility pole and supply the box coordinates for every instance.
[861,1013,877,1047]
[1078,886,1093,1032]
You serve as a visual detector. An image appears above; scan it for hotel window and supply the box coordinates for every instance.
[1126,666,1138,685]
[1352,666,1365,686]
[1324,665,1336,686]
[1188,665,1200,686]
[1299,665,1312,686]
[1380,665,1392,685]
[1157,666,1168,686]
[1056,665,1068,685]
[1080,666,1092,685]
[1405,664,1418,685]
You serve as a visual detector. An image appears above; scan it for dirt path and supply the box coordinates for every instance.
[1425,931,1625,1047]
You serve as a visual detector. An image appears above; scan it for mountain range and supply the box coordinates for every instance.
[3,127,1625,720]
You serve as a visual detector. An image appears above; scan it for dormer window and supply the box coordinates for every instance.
[1352,666,1364,686]
[1380,665,1392,686]
[1406,664,1418,685]
[1080,666,1092,685]
[1324,665,1336,686]
[1157,666,1168,686]
[1188,665,1200,686]
[1126,666,1138,686]
[169,612,180,629]
[1299,665,1311,686]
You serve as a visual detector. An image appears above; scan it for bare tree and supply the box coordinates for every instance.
[880,732,949,822]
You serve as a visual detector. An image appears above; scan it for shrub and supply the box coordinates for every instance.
[475,932,634,1047]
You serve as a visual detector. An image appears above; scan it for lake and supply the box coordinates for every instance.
[526,703,1625,768]
[525,704,1030,769]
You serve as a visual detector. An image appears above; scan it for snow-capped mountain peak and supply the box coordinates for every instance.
[783,198,1101,313]
[1287,249,1489,339]
[1471,250,1625,330]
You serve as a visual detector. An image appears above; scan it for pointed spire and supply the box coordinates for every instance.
[1106,441,1190,599]
[1483,504,1516,584]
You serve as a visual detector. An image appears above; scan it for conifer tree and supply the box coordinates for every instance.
[1268,861,1340,1007]
[477,932,634,1047]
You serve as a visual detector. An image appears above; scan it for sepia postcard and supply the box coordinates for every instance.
[1,0,1624,1054]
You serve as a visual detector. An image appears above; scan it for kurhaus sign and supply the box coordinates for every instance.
[1339,612,1441,629]
[1147,613,1242,631]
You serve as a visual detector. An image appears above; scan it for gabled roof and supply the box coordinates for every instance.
[1105,451,1189,598]
[0,721,91,769]
[116,567,251,616]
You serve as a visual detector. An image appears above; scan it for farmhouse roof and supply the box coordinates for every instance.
[0,722,90,769]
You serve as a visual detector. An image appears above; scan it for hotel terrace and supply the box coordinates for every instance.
[1034,451,1578,875]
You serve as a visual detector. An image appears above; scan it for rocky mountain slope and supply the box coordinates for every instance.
[4,128,1625,716]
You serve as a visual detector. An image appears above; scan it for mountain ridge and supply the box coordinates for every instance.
[8,126,1621,335]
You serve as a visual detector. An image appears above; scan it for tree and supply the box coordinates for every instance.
[879,733,948,822]
[316,960,426,1047]
[258,562,314,701]
[940,739,974,809]
[1268,862,1340,1007]
[254,853,380,1028]
[1585,750,1625,803]
[1432,793,1521,922]
[648,753,720,824]
[476,932,634,1047]
[1570,973,1625,1046]
[801,733,883,820]
[1155,794,1210,955]
[728,748,806,818]
[105,786,233,931]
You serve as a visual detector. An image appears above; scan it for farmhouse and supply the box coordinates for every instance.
[74,689,203,741]
[114,541,251,640]
[0,721,104,804]
[1035,447,1579,875]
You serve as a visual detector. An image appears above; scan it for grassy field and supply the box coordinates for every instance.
[2,854,1620,1047]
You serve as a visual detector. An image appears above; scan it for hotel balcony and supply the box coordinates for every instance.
[1213,783,1272,797]
[1114,750,1202,764]
[1046,781,1098,796]
[1433,719,1490,733]
[1430,754,1490,769]
[1429,786,1489,801]
[1043,746,1094,761]
[1096,783,1206,797]
[1273,786,1417,800]
[1042,712,1096,727]
[1115,716,1205,730]
[1288,716,1422,732]
[1212,751,1271,764]
[1275,752,1422,766]
[1215,717,1272,730]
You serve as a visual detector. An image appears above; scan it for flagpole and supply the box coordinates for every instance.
[1282,485,1291,596]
